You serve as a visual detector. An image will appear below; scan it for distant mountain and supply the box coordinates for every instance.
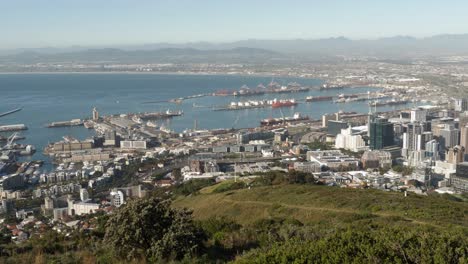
[0,47,284,64]
[3,34,468,63]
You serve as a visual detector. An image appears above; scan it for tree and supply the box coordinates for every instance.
[103,196,204,261]
[172,168,183,182]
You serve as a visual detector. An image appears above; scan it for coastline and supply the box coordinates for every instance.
[0,71,324,81]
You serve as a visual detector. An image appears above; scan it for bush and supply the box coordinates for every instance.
[103,197,205,261]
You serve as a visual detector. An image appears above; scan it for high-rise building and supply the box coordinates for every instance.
[369,117,394,150]
[80,188,89,202]
[410,107,427,123]
[334,126,367,152]
[460,125,468,151]
[454,98,468,112]
[425,139,440,161]
[440,124,460,149]
[452,162,468,192]
[459,112,468,127]
[328,120,349,136]
[446,145,465,165]
[402,123,426,152]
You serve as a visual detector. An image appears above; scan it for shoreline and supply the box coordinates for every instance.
[0,71,325,81]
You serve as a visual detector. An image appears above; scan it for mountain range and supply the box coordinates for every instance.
[2,34,468,64]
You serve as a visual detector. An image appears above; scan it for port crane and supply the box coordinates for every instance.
[1,132,19,150]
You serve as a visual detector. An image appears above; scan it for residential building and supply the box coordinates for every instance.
[335,126,367,152]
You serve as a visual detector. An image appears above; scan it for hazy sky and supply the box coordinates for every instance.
[1,0,467,49]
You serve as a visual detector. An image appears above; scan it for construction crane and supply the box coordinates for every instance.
[279,108,285,124]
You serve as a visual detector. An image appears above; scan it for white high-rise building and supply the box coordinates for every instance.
[335,127,367,152]
[80,188,89,202]
[454,98,468,112]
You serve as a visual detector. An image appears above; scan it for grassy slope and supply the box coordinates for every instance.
[173,184,468,228]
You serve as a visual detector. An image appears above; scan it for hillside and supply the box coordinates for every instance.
[174,183,468,228]
[173,183,468,262]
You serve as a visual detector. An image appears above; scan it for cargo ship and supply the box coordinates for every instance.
[213,90,234,96]
[139,109,183,120]
[233,85,265,96]
[47,119,83,128]
[271,99,297,108]
[373,99,410,107]
[305,96,333,102]
[320,84,346,90]
[260,113,309,126]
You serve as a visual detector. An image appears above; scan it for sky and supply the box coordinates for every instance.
[1,0,468,49]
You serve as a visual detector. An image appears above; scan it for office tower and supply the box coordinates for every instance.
[460,125,468,151]
[425,139,439,161]
[440,124,460,149]
[369,117,394,150]
[410,107,427,123]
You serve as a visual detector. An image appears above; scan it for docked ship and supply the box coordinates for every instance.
[233,85,265,96]
[373,99,410,107]
[139,109,183,120]
[305,96,334,102]
[271,99,297,108]
[320,84,346,90]
[213,90,234,96]
[47,119,83,128]
[260,113,309,126]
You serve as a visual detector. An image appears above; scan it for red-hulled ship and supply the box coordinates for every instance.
[271,99,297,108]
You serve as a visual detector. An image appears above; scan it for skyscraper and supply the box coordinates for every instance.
[410,107,427,123]
[369,117,394,150]
[460,125,468,151]
[454,98,468,112]
[440,124,460,149]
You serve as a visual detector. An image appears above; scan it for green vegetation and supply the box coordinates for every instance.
[236,227,468,263]
[103,196,204,262]
[2,177,468,263]
[306,139,333,151]
[392,165,414,176]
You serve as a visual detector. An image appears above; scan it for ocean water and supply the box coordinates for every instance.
[0,73,412,168]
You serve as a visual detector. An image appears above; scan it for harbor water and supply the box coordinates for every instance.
[0,73,414,169]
